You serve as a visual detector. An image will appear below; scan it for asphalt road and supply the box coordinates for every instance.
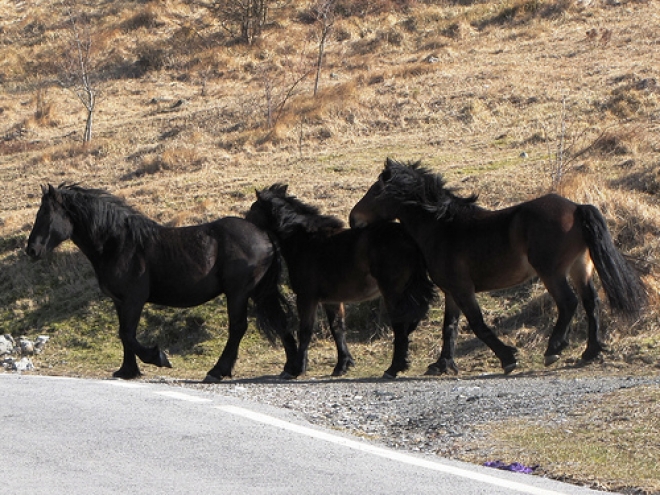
[1,373,615,495]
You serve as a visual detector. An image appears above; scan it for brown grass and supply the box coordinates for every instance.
[1,0,659,490]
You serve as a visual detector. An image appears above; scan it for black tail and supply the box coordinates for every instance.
[251,246,292,345]
[372,224,436,323]
[393,248,436,323]
[578,204,647,316]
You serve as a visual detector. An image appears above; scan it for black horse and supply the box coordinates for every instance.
[26,184,295,381]
[350,158,647,374]
[246,184,435,379]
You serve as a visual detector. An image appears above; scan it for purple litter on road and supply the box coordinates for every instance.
[484,460,538,474]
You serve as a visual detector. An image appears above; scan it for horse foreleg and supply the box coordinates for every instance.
[324,303,355,376]
[454,291,518,374]
[542,276,579,366]
[206,293,249,381]
[113,301,171,379]
[426,294,461,376]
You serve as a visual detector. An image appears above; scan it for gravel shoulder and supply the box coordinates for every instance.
[178,369,660,493]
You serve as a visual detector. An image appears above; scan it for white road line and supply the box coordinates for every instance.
[217,405,571,495]
[155,390,213,403]
[105,380,146,388]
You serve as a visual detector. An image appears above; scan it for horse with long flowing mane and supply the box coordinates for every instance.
[246,183,436,378]
[350,158,647,374]
[26,184,295,381]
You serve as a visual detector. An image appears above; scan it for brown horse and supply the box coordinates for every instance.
[246,184,436,379]
[350,158,647,374]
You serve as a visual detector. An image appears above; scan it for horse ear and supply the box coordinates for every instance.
[255,188,261,199]
[48,184,63,204]
[380,161,393,183]
[41,184,48,196]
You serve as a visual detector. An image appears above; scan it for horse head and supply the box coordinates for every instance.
[26,184,74,259]
[247,184,343,238]
[246,184,289,233]
[349,158,410,228]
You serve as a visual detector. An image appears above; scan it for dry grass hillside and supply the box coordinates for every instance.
[1,0,659,491]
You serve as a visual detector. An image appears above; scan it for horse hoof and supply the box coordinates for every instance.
[112,369,141,380]
[425,360,459,376]
[279,371,297,380]
[382,371,397,380]
[578,353,603,367]
[159,351,172,368]
[202,374,223,384]
[503,362,517,375]
[544,355,560,367]
[424,365,441,376]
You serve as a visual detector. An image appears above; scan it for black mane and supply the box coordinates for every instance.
[53,184,158,248]
[257,184,344,239]
[383,158,479,218]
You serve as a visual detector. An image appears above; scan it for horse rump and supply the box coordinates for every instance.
[250,244,293,344]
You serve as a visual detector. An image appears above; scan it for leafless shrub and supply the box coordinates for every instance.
[58,1,100,143]
[535,98,639,190]
[211,0,275,45]
[121,7,163,32]
[32,89,59,127]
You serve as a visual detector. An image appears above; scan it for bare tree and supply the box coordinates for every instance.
[312,0,336,96]
[59,3,98,143]
[257,56,312,129]
[212,0,272,45]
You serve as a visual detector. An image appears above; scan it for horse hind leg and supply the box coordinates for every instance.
[323,303,355,376]
[542,275,579,366]
[571,260,604,363]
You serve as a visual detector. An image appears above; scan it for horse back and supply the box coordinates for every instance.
[143,217,274,306]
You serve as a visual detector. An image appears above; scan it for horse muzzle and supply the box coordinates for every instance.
[348,213,367,229]
[26,241,46,260]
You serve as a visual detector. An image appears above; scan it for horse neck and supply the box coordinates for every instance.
[396,204,442,246]
[272,230,307,265]
[69,219,108,266]
[65,198,133,265]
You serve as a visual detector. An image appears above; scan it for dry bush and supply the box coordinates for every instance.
[289,81,357,122]
[120,5,164,32]
[442,20,476,39]
[31,89,59,127]
[159,147,205,172]
[393,61,436,79]
[580,127,646,158]
[0,47,28,82]
[611,162,660,196]
[563,174,660,257]
[334,0,418,18]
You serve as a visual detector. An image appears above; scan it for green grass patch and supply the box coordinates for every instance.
[474,386,660,493]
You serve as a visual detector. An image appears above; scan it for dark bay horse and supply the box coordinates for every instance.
[26,184,295,381]
[246,184,435,379]
[350,158,647,374]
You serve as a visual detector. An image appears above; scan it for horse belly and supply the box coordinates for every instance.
[148,275,223,308]
[473,256,537,292]
[318,274,381,304]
